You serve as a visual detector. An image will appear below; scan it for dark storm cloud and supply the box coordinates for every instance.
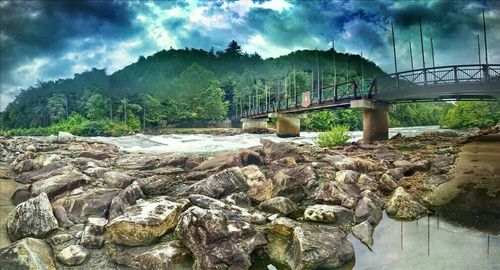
[1,0,499,110]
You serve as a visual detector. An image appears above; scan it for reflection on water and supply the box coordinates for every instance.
[347,212,499,270]
[91,126,452,154]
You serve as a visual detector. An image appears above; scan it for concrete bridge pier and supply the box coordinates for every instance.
[241,118,268,132]
[351,99,392,142]
[275,113,302,137]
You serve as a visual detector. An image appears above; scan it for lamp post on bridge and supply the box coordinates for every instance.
[419,16,427,85]
[391,21,399,88]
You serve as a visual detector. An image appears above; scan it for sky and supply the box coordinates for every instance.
[1,0,499,110]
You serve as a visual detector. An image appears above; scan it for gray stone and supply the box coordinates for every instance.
[7,193,59,241]
[386,187,427,220]
[107,196,186,246]
[352,221,374,250]
[304,204,354,225]
[0,238,56,270]
[258,196,300,216]
[56,245,89,266]
[109,182,144,219]
[179,167,248,198]
[175,206,267,269]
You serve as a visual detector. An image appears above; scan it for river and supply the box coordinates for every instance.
[90,126,453,154]
[89,125,499,270]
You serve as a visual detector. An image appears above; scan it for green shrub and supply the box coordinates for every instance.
[316,125,351,147]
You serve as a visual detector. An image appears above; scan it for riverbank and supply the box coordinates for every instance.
[0,126,498,269]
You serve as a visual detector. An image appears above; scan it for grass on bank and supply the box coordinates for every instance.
[316,124,352,147]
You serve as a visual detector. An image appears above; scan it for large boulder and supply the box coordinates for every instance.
[136,174,186,196]
[109,182,144,219]
[58,131,75,142]
[175,206,267,269]
[108,240,191,270]
[258,196,300,217]
[7,193,59,241]
[186,151,243,180]
[178,167,248,199]
[241,165,273,202]
[30,170,91,199]
[0,238,56,270]
[334,157,379,173]
[16,162,70,184]
[52,187,120,223]
[101,171,135,189]
[260,138,302,161]
[266,217,354,270]
[386,187,427,220]
[106,196,186,246]
[314,180,360,209]
[56,245,89,266]
[304,204,354,226]
[354,193,383,225]
[351,221,374,250]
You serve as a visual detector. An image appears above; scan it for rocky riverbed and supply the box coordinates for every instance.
[0,126,498,270]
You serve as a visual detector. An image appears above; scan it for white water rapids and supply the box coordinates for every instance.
[90,126,451,154]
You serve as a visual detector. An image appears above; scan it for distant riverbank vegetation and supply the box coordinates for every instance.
[1,41,498,136]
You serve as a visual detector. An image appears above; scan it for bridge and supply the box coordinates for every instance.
[236,64,500,141]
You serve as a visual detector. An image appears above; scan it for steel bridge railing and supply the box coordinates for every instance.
[372,64,500,97]
[235,64,500,119]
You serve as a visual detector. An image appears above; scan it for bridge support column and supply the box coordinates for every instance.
[276,113,301,137]
[350,100,392,142]
[241,118,268,132]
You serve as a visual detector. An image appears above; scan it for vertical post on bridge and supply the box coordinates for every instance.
[361,51,364,97]
[419,16,427,85]
[333,40,337,89]
[391,21,399,88]
[477,35,481,65]
[482,10,489,80]
[294,64,297,108]
[409,41,414,81]
[431,37,435,68]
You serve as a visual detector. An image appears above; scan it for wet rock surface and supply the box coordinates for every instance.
[1,127,496,269]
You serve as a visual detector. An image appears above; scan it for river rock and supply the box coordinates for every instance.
[258,196,300,216]
[335,170,360,183]
[12,158,35,174]
[431,155,455,174]
[386,187,427,220]
[58,131,75,142]
[16,162,71,184]
[241,165,273,202]
[260,138,302,161]
[239,149,264,165]
[304,204,354,225]
[357,174,378,191]
[53,187,120,223]
[354,194,383,225]
[106,196,186,246]
[56,245,89,266]
[378,173,398,193]
[109,182,144,219]
[136,174,186,196]
[186,151,243,180]
[266,217,354,270]
[334,157,378,173]
[175,206,267,269]
[314,180,359,208]
[80,226,105,249]
[179,167,248,198]
[114,154,162,170]
[108,240,191,269]
[351,221,374,250]
[7,193,59,241]
[30,170,91,199]
[53,205,74,228]
[102,171,135,188]
[0,237,57,270]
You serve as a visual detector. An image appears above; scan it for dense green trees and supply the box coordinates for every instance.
[1,40,497,136]
[441,101,499,129]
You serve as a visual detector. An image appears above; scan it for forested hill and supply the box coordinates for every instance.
[1,41,384,130]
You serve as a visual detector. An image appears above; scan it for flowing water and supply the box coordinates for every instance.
[90,126,453,154]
